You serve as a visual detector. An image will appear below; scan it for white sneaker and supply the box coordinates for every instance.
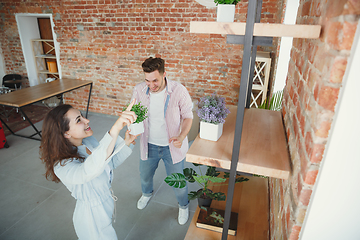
[137,195,152,210]
[178,206,189,225]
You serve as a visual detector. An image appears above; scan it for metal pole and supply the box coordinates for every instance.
[85,83,93,118]
[246,0,263,108]
[221,0,257,239]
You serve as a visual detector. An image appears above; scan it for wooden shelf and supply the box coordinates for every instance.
[185,175,269,240]
[186,106,290,179]
[35,54,56,59]
[190,22,321,39]
[38,71,59,75]
[32,39,54,42]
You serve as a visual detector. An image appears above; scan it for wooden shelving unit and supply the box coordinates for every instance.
[185,106,289,239]
[185,1,319,239]
[31,39,59,83]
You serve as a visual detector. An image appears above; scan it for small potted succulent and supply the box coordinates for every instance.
[165,163,249,207]
[123,101,148,135]
[213,0,241,22]
[197,93,230,141]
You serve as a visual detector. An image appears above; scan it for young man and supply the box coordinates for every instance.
[131,57,193,225]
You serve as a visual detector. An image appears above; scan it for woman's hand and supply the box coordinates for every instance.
[110,99,137,137]
[125,130,140,146]
[106,99,137,160]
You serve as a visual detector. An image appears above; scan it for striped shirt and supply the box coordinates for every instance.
[131,78,193,164]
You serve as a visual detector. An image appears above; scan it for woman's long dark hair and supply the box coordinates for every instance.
[39,104,84,182]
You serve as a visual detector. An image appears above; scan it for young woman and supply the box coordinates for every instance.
[40,100,137,240]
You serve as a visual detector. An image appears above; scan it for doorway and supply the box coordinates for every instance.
[15,14,61,86]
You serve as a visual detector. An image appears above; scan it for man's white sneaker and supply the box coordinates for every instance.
[178,206,189,225]
[137,195,152,210]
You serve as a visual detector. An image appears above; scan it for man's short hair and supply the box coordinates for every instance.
[142,57,165,74]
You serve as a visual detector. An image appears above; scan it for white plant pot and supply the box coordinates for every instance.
[128,122,144,135]
[199,121,223,141]
[216,4,235,22]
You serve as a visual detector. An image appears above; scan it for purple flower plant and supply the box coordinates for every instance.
[197,93,230,124]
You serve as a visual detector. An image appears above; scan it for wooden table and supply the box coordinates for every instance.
[0,78,93,141]
[187,105,290,179]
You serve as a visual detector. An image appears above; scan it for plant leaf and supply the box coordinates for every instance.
[164,173,187,188]
[193,175,209,184]
[258,89,283,111]
[192,163,202,167]
[208,176,227,183]
[205,166,220,177]
[188,190,204,200]
[206,191,226,201]
[235,177,249,183]
[269,90,283,111]
[183,168,197,183]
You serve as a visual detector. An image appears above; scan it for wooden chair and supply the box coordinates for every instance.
[1,74,25,120]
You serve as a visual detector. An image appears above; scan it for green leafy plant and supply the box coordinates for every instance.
[164,163,249,201]
[200,206,225,224]
[123,102,148,123]
[259,89,283,111]
[197,93,230,124]
[214,0,241,5]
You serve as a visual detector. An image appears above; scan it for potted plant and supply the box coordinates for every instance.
[197,93,230,141]
[123,101,148,135]
[213,0,241,22]
[259,89,284,111]
[164,163,249,207]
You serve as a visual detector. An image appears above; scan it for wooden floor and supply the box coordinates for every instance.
[184,175,269,240]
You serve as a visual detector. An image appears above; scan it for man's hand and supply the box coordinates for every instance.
[169,135,185,148]
[168,118,192,148]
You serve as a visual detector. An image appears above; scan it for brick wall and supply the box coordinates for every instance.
[0,0,282,115]
[269,1,360,239]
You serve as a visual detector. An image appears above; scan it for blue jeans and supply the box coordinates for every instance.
[139,143,189,208]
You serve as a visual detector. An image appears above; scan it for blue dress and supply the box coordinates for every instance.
[54,133,133,240]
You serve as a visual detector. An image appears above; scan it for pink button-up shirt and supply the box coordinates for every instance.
[131,78,193,164]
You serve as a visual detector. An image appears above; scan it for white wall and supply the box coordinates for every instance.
[273,0,299,92]
[301,20,360,240]
[0,43,6,81]
[16,14,41,86]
